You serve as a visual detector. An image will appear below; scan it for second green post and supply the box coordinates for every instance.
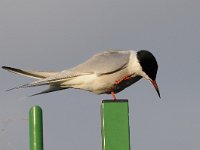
[29,105,43,150]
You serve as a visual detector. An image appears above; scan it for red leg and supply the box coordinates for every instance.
[111,91,117,101]
[115,74,133,85]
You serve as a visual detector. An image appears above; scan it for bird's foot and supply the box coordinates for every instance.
[111,92,117,101]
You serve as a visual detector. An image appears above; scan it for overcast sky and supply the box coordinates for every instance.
[0,0,200,150]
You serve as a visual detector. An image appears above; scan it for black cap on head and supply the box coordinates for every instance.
[137,50,158,81]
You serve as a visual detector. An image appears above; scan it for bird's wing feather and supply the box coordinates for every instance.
[70,50,131,75]
[2,66,57,79]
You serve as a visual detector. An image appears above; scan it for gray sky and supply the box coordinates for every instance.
[0,0,200,149]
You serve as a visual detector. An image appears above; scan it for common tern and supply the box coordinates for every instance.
[2,50,160,99]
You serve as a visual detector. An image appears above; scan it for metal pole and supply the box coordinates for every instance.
[101,100,131,150]
[29,105,43,150]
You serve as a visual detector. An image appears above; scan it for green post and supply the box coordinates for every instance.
[101,100,130,150]
[29,106,43,150]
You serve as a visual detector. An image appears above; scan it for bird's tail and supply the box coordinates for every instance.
[2,66,58,79]
[2,66,68,96]
[30,86,67,97]
[2,66,85,96]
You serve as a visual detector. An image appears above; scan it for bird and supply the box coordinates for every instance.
[2,50,160,100]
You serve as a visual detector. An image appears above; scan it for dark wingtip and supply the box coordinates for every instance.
[2,66,7,69]
[2,66,12,70]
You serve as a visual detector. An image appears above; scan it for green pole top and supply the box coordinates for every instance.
[101,100,131,150]
[29,105,43,150]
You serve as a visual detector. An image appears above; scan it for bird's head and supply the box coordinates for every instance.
[136,50,161,98]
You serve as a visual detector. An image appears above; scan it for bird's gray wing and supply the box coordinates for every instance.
[70,50,131,75]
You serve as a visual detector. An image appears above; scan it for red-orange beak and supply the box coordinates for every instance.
[150,80,161,98]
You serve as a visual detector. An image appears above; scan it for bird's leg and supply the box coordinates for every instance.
[111,91,117,101]
[112,74,134,101]
[115,74,133,85]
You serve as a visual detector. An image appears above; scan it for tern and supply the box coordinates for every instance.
[2,50,160,99]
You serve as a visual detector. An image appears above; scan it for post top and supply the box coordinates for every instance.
[102,99,128,103]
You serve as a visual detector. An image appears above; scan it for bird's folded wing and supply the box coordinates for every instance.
[70,50,131,75]
[2,66,57,79]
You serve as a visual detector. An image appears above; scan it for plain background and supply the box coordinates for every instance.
[0,0,200,150]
